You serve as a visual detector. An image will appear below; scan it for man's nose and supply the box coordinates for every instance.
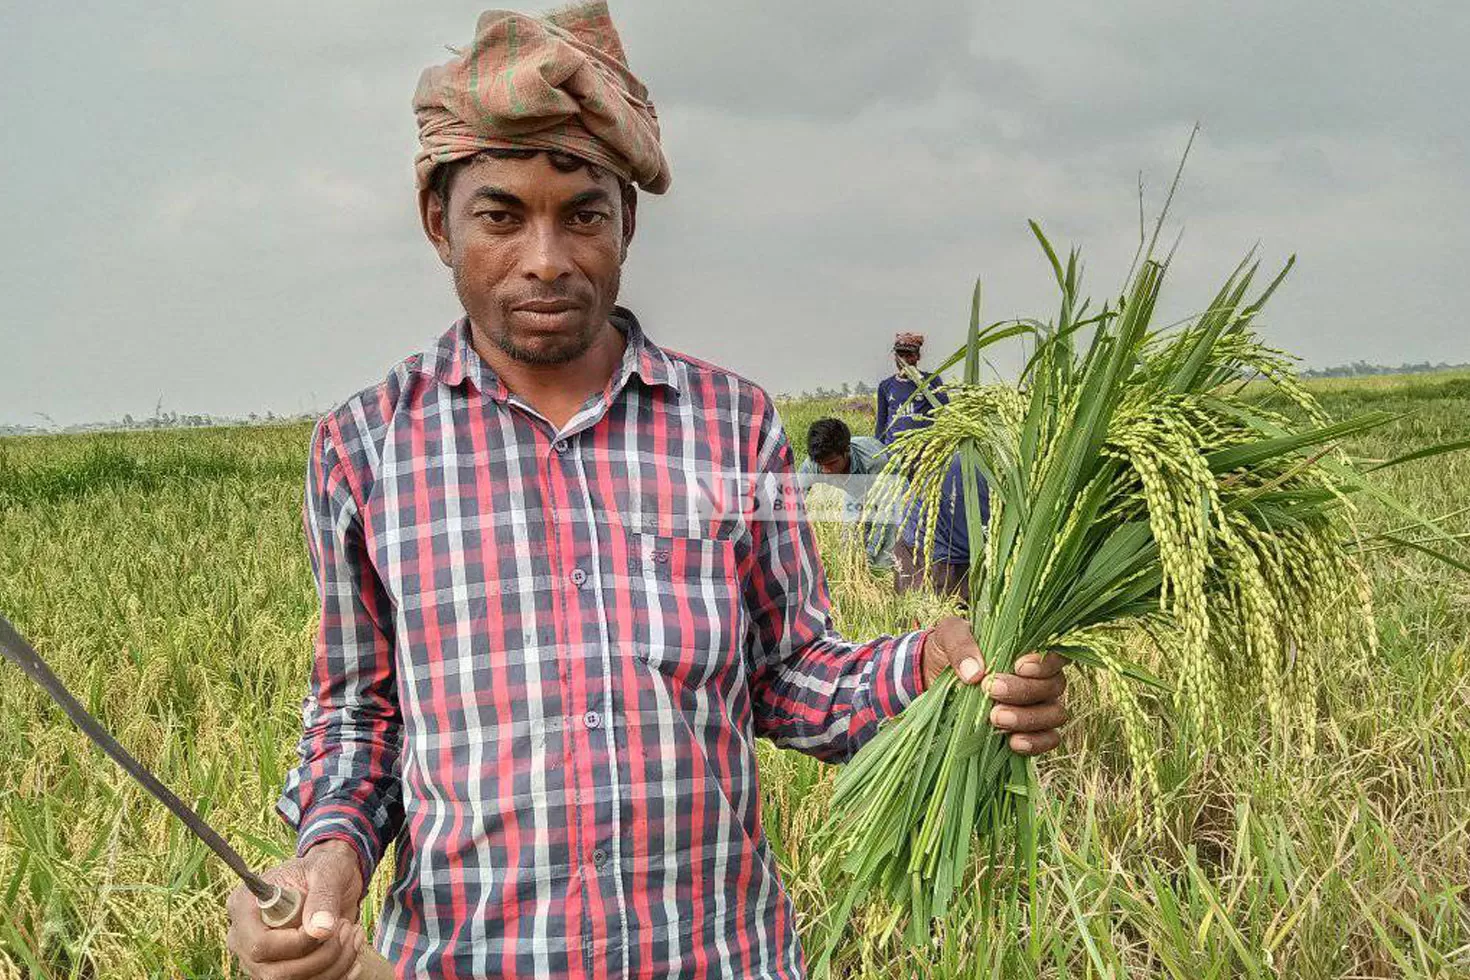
[521,220,574,283]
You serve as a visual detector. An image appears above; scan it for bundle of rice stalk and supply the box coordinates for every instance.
[813,218,1470,969]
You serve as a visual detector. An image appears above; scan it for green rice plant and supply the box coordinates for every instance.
[812,213,1470,973]
[0,373,1466,977]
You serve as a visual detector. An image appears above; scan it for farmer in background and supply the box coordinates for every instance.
[797,417,899,572]
[876,331,948,444]
[895,452,987,599]
[224,5,1068,978]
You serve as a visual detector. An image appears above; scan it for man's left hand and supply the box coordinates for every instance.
[921,615,1068,757]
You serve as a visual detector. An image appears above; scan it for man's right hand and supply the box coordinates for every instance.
[226,839,367,980]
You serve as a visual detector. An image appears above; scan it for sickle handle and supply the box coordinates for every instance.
[258,884,396,980]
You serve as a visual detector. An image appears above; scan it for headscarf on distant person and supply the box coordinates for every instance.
[894,332,924,354]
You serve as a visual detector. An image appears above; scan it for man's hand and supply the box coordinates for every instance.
[226,839,366,980]
[922,615,1068,756]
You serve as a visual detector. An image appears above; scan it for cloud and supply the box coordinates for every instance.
[1,0,1467,427]
[615,0,979,120]
[960,2,1470,149]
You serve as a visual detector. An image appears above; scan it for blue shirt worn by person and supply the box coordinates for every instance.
[796,435,889,497]
[901,453,987,565]
[876,371,948,444]
[796,435,897,566]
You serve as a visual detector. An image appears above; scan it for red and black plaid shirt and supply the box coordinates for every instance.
[277,309,928,979]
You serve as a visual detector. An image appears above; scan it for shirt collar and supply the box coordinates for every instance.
[431,317,492,393]
[610,306,681,395]
[848,438,882,474]
[428,306,681,399]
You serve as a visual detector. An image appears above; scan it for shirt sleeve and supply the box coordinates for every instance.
[743,405,929,763]
[795,455,819,493]
[874,379,891,441]
[276,416,404,887]
[927,375,950,412]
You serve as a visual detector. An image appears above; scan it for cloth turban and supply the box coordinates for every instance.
[412,1,671,194]
[894,332,925,353]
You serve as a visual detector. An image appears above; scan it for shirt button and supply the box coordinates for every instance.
[569,567,587,587]
[583,710,601,729]
[591,847,608,868]
[553,438,570,454]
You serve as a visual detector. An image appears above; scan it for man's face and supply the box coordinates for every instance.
[894,349,920,370]
[420,153,635,365]
[815,452,851,476]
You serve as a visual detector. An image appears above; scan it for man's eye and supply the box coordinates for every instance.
[571,211,608,226]
[474,210,515,224]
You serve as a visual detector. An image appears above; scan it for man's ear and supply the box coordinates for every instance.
[419,186,453,267]
[619,184,638,261]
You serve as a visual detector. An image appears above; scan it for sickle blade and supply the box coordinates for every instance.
[0,611,273,901]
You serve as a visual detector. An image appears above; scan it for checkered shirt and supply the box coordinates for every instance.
[276,308,928,979]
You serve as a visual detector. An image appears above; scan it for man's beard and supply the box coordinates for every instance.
[484,317,600,365]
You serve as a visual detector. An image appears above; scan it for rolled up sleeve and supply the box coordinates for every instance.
[743,408,929,763]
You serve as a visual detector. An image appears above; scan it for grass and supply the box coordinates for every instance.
[0,375,1467,978]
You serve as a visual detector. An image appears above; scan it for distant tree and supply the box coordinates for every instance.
[1302,359,1468,380]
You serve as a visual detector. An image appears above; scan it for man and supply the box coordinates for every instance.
[795,418,898,572]
[225,5,1067,978]
[895,453,985,599]
[875,332,948,445]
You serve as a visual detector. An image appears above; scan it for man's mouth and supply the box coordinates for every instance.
[514,299,580,314]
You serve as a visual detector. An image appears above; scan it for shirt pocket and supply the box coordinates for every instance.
[620,530,745,688]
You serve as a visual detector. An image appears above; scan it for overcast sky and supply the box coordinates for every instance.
[2,1,1467,427]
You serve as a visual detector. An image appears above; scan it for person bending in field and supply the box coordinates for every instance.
[796,417,900,573]
[876,331,948,445]
[895,452,988,600]
[224,5,1068,978]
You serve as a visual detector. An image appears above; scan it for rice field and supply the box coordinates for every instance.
[1,371,1467,978]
